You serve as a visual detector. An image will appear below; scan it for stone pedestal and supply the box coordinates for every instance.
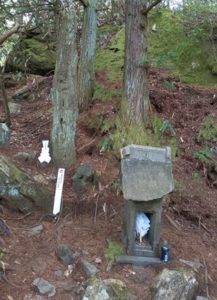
[120,145,174,263]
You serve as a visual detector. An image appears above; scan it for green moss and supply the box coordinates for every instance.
[197,116,217,142]
[148,8,217,86]
[104,241,124,263]
[93,83,122,102]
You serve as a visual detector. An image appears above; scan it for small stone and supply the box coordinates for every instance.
[8,102,21,113]
[54,270,64,280]
[14,151,37,161]
[95,257,102,264]
[32,278,56,297]
[28,224,43,237]
[0,123,10,146]
[64,264,74,277]
[72,165,98,193]
[81,259,99,278]
[56,244,74,266]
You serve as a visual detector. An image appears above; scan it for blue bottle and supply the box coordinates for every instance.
[161,240,169,263]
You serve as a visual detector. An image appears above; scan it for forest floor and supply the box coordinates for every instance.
[0,69,217,300]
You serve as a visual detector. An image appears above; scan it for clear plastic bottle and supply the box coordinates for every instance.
[161,240,169,263]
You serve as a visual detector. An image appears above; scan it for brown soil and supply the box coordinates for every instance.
[0,69,217,300]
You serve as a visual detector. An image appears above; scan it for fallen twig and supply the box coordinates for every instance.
[165,214,181,231]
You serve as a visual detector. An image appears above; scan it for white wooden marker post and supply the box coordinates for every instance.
[53,168,65,216]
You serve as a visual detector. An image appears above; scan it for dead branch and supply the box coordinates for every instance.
[142,0,163,15]
[0,24,20,46]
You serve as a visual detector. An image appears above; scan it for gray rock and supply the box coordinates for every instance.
[121,145,174,201]
[196,297,210,300]
[151,268,198,300]
[28,224,44,237]
[54,270,64,280]
[0,155,53,213]
[81,259,99,277]
[32,278,56,297]
[8,102,21,113]
[14,151,37,161]
[82,278,129,300]
[56,244,74,266]
[0,123,10,146]
[72,165,98,193]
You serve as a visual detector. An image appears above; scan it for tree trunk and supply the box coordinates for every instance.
[0,75,11,127]
[51,5,78,168]
[78,0,97,110]
[124,0,149,124]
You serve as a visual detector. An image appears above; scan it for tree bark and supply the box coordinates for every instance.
[51,5,78,168]
[0,75,11,127]
[124,0,149,124]
[78,0,97,110]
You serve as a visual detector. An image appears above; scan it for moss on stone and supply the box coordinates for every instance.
[6,37,55,75]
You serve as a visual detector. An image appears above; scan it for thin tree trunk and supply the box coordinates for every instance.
[51,5,78,168]
[124,0,149,124]
[0,75,11,127]
[78,0,97,110]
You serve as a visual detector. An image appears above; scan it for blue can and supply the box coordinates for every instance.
[161,240,169,263]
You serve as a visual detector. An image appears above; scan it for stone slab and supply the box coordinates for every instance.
[121,145,174,201]
[116,255,161,266]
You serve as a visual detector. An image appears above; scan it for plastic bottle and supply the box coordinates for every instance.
[161,240,170,263]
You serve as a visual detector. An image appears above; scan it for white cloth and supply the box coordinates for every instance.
[135,213,150,241]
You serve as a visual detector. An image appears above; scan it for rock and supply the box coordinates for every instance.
[151,268,198,300]
[28,224,44,237]
[82,278,129,300]
[8,102,21,113]
[56,244,75,266]
[0,155,53,213]
[72,164,98,193]
[81,259,99,277]
[5,34,55,75]
[196,297,210,300]
[121,145,174,201]
[0,123,10,146]
[14,151,37,162]
[32,278,56,297]
[31,257,47,275]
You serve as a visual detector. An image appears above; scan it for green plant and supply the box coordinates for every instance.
[163,80,176,91]
[197,116,217,142]
[194,147,214,164]
[104,240,124,271]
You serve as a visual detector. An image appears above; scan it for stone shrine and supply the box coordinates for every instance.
[119,145,174,263]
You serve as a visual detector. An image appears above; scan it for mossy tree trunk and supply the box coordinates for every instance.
[51,4,78,168]
[124,0,149,124]
[78,0,97,110]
